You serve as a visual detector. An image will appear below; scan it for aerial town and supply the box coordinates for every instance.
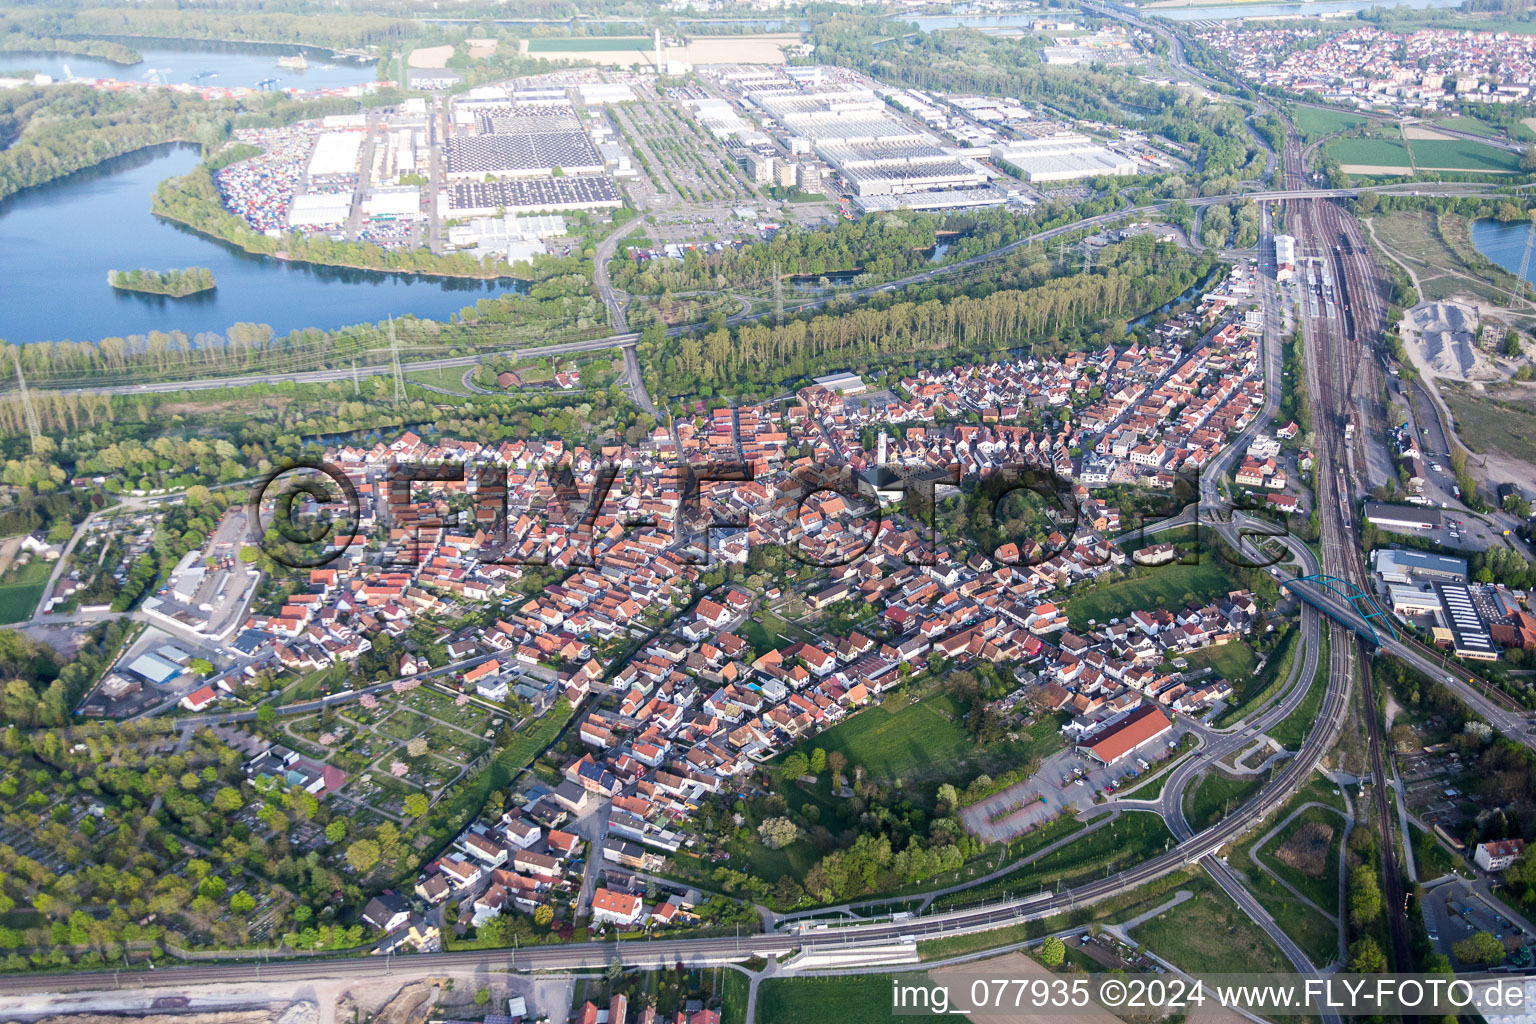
[2,2,1536,1023]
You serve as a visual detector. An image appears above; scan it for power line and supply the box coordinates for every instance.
[13,354,41,453]
[389,317,406,405]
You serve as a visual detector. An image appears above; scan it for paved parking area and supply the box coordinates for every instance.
[960,726,1192,843]
[1424,878,1534,967]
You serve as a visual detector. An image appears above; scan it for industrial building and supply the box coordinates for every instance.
[818,141,988,196]
[447,213,567,260]
[362,187,421,220]
[471,102,584,135]
[1372,548,1468,584]
[1274,234,1297,281]
[578,82,636,105]
[445,176,623,216]
[990,135,1138,182]
[744,152,775,184]
[812,371,867,395]
[1077,704,1173,765]
[307,131,364,179]
[851,186,1010,214]
[1386,584,1444,615]
[1363,502,1443,531]
[444,132,604,179]
[1432,582,1498,660]
[288,192,351,230]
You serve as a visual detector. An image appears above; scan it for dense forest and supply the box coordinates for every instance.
[0,31,139,64]
[645,238,1215,399]
[7,6,419,50]
[0,85,387,202]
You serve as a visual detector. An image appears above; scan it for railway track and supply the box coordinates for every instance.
[1294,187,1414,980]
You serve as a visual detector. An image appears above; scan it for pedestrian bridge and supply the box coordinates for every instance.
[1280,574,1399,647]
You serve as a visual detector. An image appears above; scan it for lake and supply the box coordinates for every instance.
[0,144,520,346]
[1471,218,1536,284]
[0,41,379,91]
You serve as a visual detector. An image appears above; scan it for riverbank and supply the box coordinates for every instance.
[108,266,217,297]
[150,164,552,283]
[0,36,142,65]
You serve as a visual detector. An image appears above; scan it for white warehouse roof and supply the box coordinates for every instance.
[307,131,364,178]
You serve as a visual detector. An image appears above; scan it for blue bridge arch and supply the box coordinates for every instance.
[1280,574,1398,647]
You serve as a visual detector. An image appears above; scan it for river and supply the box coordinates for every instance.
[1470,218,1536,283]
[0,41,379,91]
[0,144,520,346]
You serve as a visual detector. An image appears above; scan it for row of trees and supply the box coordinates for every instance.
[649,239,1212,397]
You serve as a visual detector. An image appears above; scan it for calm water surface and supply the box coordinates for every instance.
[0,42,379,91]
[0,145,519,345]
[1471,218,1536,284]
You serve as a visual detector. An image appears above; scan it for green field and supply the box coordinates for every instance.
[1130,875,1291,975]
[757,973,933,1024]
[1268,631,1328,750]
[779,692,1065,788]
[1184,771,1265,831]
[528,36,650,52]
[1410,138,1521,173]
[1212,624,1299,727]
[1294,107,1367,137]
[1065,559,1236,628]
[1256,805,1344,915]
[0,556,51,624]
[1177,640,1255,684]
[1239,873,1339,966]
[1410,821,1462,881]
[405,365,473,394]
[931,811,1175,910]
[1327,136,1413,170]
[1433,115,1503,138]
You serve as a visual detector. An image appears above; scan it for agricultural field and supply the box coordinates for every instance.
[1433,115,1503,138]
[1294,106,1368,137]
[527,37,651,53]
[1410,138,1521,173]
[1327,136,1413,174]
[1329,131,1522,176]
[757,973,936,1024]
